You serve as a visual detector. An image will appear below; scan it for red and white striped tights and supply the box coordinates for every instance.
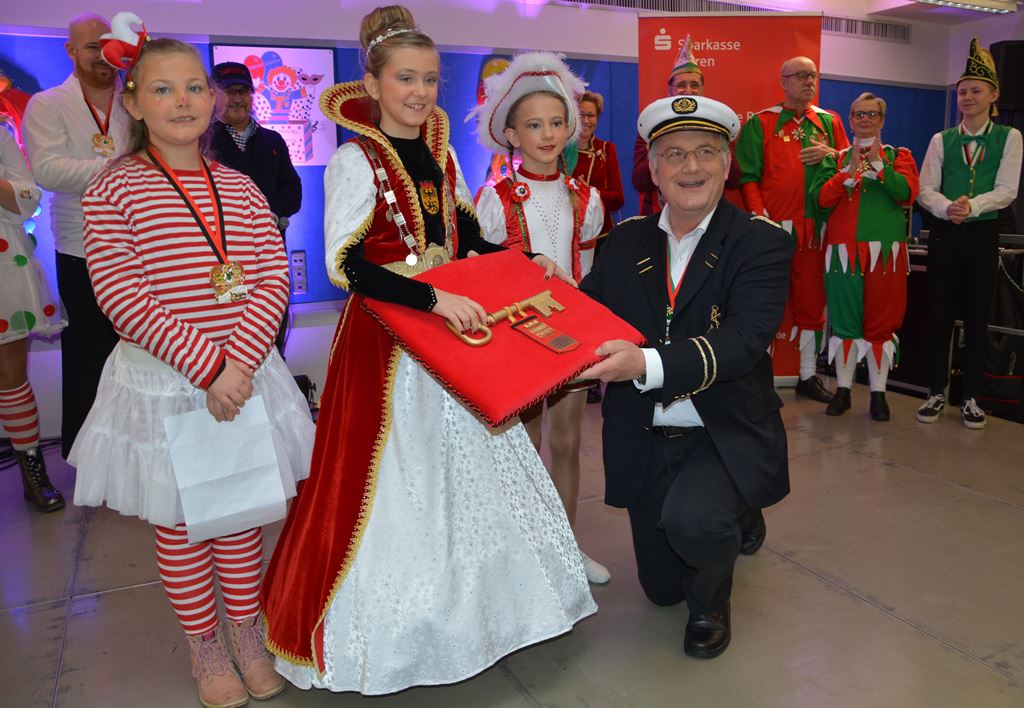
[155,525,264,635]
[0,381,40,451]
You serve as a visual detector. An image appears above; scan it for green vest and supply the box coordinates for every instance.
[940,122,1010,222]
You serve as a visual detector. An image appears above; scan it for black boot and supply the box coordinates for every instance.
[826,387,852,416]
[869,391,891,421]
[16,448,65,512]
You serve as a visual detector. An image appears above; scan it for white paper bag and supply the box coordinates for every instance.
[163,394,287,544]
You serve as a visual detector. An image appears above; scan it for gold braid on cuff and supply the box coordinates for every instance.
[695,335,717,390]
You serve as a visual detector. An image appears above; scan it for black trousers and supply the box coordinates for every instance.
[925,219,1000,400]
[56,252,119,459]
[626,427,747,616]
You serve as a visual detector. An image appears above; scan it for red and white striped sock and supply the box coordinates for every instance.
[155,525,218,636]
[0,382,40,451]
[212,527,264,623]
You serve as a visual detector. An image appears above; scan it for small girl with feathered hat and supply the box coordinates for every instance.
[471,51,610,585]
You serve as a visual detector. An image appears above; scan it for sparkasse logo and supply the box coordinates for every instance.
[654,28,672,51]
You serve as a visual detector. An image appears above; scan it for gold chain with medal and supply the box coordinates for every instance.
[361,139,452,271]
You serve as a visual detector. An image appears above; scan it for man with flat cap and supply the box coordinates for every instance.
[211,61,301,352]
[580,95,792,658]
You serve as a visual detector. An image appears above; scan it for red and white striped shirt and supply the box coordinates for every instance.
[82,156,289,389]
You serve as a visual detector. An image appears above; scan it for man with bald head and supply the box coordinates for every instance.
[736,56,849,403]
[23,14,129,458]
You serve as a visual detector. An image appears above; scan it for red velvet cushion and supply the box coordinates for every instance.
[363,250,645,426]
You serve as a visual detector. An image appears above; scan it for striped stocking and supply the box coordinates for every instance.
[0,381,40,451]
[155,525,218,636]
[211,527,264,623]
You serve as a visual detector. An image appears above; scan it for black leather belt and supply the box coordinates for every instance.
[649,425,699,439]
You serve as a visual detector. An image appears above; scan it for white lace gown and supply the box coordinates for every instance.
[275,142,597,695]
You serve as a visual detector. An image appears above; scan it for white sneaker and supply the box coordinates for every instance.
[582,552,611,585]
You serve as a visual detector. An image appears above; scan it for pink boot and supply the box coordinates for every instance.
[227,616,285,700]
[186,627,249,708]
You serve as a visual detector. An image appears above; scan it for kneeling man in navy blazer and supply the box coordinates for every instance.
[580,94,792,659]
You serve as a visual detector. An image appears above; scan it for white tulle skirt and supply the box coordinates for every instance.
[70,343,314,527]
[275,352,597,695]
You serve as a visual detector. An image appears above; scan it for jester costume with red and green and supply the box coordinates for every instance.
[260,82,595,696]
[813,144,920,379]
[736,104,850,352]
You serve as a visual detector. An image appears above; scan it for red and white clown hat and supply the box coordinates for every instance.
[100,12,149,71]
[469,51,587,153]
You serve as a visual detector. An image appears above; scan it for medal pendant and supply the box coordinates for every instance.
[92,133,115,157]
[422,244,451,270]
[210,262,248,304]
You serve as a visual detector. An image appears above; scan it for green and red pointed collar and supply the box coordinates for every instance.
[771,103,828,135]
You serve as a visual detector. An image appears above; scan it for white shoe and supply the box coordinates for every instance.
[582,552,611,585]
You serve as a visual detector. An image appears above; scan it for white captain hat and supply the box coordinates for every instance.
[637,95,740,145]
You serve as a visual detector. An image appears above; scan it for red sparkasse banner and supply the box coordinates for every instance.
[638,14,822,128]
[638,14,823,382]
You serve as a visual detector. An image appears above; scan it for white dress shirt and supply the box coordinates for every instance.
[917,120,1023,221]
[633,206,718,428]
[22,73,131,258]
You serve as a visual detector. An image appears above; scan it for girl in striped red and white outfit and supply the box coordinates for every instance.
[72,15,313,708]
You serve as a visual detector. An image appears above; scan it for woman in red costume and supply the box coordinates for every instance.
[261,5,596,696]
[574,90,624,242]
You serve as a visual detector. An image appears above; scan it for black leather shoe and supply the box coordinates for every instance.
[16,448,65,513]
[795,375,833,403]
[869,391,891,421]
[684,602,731,659]
[826,387,852,416]
[739,508,766,556]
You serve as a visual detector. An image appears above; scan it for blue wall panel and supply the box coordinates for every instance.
[0,31,949,304]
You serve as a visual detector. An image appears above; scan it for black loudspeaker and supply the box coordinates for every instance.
[991,41,1024,110]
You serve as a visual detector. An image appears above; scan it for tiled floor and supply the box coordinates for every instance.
[2,384,1022,707]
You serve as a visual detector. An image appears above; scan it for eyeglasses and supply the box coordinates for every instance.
[851,110,882,119]
[782,71,817,81]
[657,146,722,165]
[579,111,598,119]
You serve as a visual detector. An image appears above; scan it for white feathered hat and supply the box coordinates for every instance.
[469,51,587,153]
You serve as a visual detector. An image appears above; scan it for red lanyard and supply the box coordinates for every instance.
[83,93,113,136]
[146,148,228,264]
[665,239,687,319]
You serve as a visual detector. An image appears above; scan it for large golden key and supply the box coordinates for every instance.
[447,290,564,346]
